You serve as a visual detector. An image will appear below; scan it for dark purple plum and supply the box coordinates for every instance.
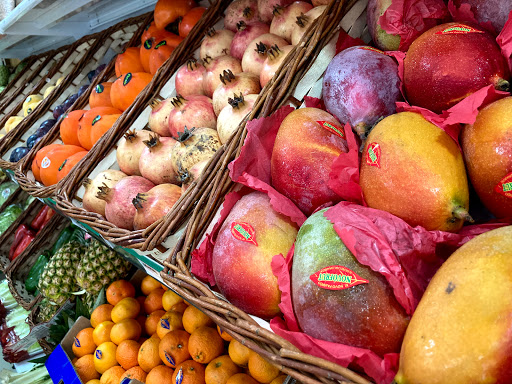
[39,119,57,131]
[94,64,107,78]
[87,70,96,83]
[322,46,401,138]
[68,93,79,104]
[27,131,44,148]
[77,85,89,97]
[62,99,74,112]
[53,105,65,119]
[9,147,30,162]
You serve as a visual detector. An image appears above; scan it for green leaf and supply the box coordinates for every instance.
[75,296,90,319]
[91,287,106,312]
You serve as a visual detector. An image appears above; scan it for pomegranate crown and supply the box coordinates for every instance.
[296,13,309,27]
[228,93,245,109]
[273,5,284,16]
[206,27,217,37]
[219,69,236,85]
[132,193,148,210]
[96,182,112,202]
[171,94,186,107]
[176,126,196,143]
[186,58,198,71]
[267,45,282,59]
[236,21,247,31]
[142,133,160,149]
[124,129,138,142]
[255,42,269,55]
[243,7,253,18]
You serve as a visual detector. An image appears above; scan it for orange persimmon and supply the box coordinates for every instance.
[115,47,144,77]
[77,107,122,150]
[154,0,196,30]
[32,144,61,182]
[179,7,206,37]
[56,150,88,182]
[110,72,153,112]
[89,82,114,108]
[60,110,86,146]
[89,114,121,146]
[39,145,87,186]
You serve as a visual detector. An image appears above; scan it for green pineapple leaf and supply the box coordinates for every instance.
[75,296,90,319]
[91,286,107,312]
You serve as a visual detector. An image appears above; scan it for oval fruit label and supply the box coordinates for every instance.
[436,24,484,35]
[59,159,67,172]
[95,84,104,94]
[155,40,167,49]
[366,142,381,167]
[161,318,170,330]
[144,39,153,50]
[230,222,258,246]
[317,120,345,139]
[165,351,176,366]
[123,73,132,86]
[92,115,101,126]
[41,156,51,169]
[310,265,369,290]
[175,367,184,384]
[495,172,512,199]
[95,350,102,359]
[74,337,81,348]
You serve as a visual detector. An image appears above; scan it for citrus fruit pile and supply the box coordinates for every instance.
[71,274,287,384]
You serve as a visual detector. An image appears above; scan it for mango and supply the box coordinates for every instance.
[360,112,470,232]
[4,116,23,133]
[212,191,298,319]
[395,226,512,384]
[461,97,512,218]
[23,95,42,116]
[43,85,56,99]
[292,208,409,356]
[366,0,400,50]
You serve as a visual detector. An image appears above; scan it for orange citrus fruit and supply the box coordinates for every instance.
[228,340,251,367]
[116,339,141,370]
[121,366,148,383]
[99,365,125,384]
[144,288,165,314]
[145,309,166,336]
[72,327,96,358]
[217,326,233,342]
[141,275,162,295]
[86,380,101,384]
[110,318,142,345]
[90,304,113,328]
[183,305,214,334]
[248,352,280,383]
[138,337,162,373]
[136,314,147,332]
[162,289,184,311]
[72,357,78,365]
[159,329,190,368]
[136,296,147,314]
[93,321,114,346]
[226,373,258,384]
[270,375,288,384]
[111,297,141,323]
[93,342,118,374]
[146,364,174,384]
[156,310,183,339]
[161,283,169,291]
[74,354,100,382]
[106,280,136,306]
[171,302,189,314]
[172,360,206,384]
[205,355,241,384]
[188,326,224,364]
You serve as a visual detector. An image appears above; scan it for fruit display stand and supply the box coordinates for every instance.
[0,13,151,174]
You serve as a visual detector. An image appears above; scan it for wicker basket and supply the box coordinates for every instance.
[1,13,150,173]
[13,12,151,198]
[0,196,43,272]
[153,1,376,383]
[51,0,233,248]
[5,213,69,310]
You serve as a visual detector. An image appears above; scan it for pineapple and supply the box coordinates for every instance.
[38,242,86,306]
[37,298,60,323]
[75,239,131,296]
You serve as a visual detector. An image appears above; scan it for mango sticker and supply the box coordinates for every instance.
[366,142,381,167]
[123,73,132,86]
[175,368,184,384]
[41,156,51,169]
[494,172,512,199]
[231,222,258,246]
[317,120,345,139]
[95,84,104,94]
[436,24,484,35]
[310,265,369,290]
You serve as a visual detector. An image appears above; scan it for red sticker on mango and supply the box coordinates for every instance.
[317,120,345,139]
[436,24,484,35]
[310,265,369,290]
[366,142,381,167]
[495,173,512,199]
[231,222,258,246]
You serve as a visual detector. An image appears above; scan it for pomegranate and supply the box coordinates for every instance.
[404,22,510,113]
[291,5,327,45]
[167,95,217,137]
[322,46,401,138]
[258,0,295,23]
[180,159,210,192]
[212,70,261,115]
[139,135,178,185]
[241,33,288,76]
[82,170,127,216]
[260,44,294,87]
[230,21,270,60]
[175,59,206,96]
[116,129,157,176]
[97,176,155,229]
[171,127,221,175]
[224,0,261,32]
[148,98,174,136]
[132,184,182,230]
[271,108,348,216]
[199,28,235,60]
[270,2,313,43]
[217,93,258,144]
[203,55,242,97]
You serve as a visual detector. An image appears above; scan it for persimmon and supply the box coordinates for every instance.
[141,22,176,44]
[89,114,121,146]
[89,82,114,108]
[115,47,144,77]
[111,72,153,112]
[39,145,87,186]
[149,41,176,75]
[32,144,61,182]
[179,7,206,37]
[77,107,122,150]
[154,0,196,30]
[60,110,85,146]
[140,38,155,73]
[56,150,88,182]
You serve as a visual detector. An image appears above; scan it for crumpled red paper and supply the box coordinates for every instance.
[270,201,511,384]
[335,29,366,54]
[379,0,448,51]
[497,10,512,71]
[447,0,495,34]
